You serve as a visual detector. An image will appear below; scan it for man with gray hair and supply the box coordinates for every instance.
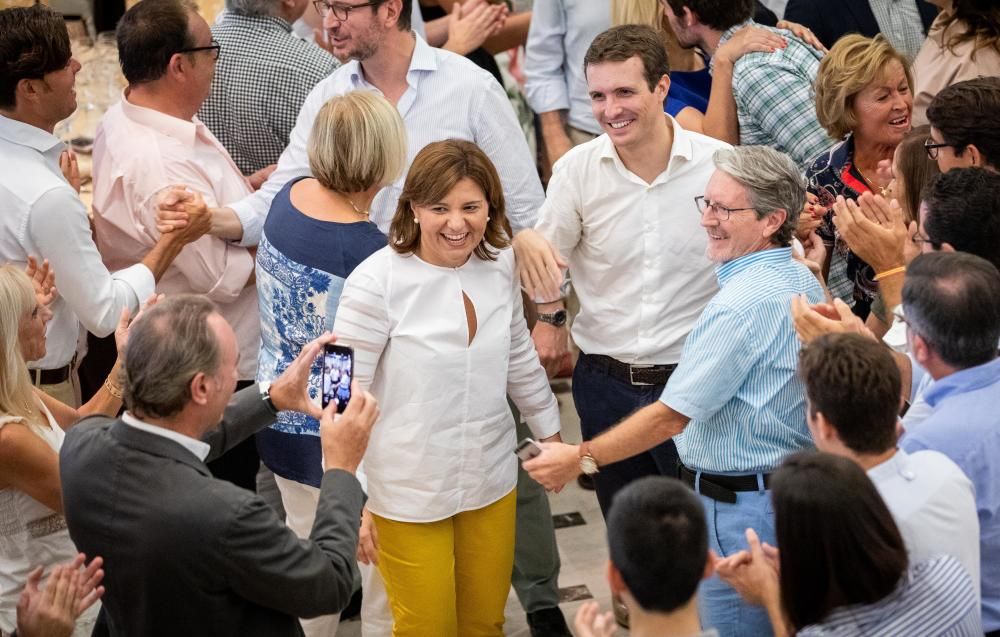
[526,145,825,636]
[60,294,380,637]
[199,0,338,175]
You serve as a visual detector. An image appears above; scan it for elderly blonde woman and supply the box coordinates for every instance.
[334,140,561,636]
[252,92,405,636]
[805,34,913,320]
[0,262,133,637]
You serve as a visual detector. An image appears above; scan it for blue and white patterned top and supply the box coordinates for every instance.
[797,556,981,636]
[660,247,825,473]
[255,177,386,487]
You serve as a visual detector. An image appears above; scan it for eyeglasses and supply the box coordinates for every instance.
[923,139,950,160]
[910,232,939,250]
[694,195,756,221]
[313,0,382,20]
[177,39,221,61]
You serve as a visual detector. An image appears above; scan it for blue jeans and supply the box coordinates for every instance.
[694,475,776,637]
[572,353,679,518]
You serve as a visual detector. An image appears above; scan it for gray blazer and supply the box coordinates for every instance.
[60,386,364,637]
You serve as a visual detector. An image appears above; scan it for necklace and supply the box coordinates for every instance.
[340,194,369,217]
[855,165,888,197]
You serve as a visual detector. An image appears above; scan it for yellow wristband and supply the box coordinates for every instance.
[874,266,906,281]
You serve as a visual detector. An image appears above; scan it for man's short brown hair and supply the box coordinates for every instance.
[583,25,670,92]
[389,140,512,262]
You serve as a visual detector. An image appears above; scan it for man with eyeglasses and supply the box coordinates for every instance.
[526,142,824,637]
[925,77,1000,174]
[91,0,267,494]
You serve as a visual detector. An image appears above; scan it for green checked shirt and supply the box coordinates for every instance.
[717,21,832,169]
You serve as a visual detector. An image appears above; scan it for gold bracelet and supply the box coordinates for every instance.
[874,266,906,281]
[104,378,123,400]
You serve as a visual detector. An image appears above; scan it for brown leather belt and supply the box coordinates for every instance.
[582,353,677,386]
[678,464,772,505]
[28,364,71,385]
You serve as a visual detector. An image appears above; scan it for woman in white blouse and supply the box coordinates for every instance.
[334,140,561,637]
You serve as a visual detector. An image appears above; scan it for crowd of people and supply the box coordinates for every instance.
[0,0,998,636]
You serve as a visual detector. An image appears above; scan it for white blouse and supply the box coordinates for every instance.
[334,246,560,523]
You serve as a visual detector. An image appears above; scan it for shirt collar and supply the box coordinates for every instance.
[867,449,915,484]
[597,115,695,181]
[220,11,292,33]
[349,33,436,89]
[0,114,64,155]
[715,20,756,61]
[120,90,199,146]
[716,246,793,286]
[121,412,211,461]
[923,357,1000,408]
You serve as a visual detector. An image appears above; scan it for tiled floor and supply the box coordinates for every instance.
[339,380,626,636]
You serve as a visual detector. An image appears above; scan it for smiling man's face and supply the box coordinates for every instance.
[586,56,669,154]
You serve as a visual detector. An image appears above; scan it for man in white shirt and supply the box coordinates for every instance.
[523,24,728,524]
[524,0,610,171]
[798,333,980,596]
[161,0,544,244]
[0,4,205,406]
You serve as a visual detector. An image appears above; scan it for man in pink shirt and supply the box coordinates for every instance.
[92,0,266,490]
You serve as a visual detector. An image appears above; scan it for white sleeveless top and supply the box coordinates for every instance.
[0,402,98,636]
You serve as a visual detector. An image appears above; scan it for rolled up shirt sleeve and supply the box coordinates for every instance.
[524,0,571,116]
[470,79,545,233]
[229,81,323,247]
[659,304,759,422]
[28,187,152,337]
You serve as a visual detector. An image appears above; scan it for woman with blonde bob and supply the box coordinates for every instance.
[252,89,405,636]
[0,262,134,636]
[334,140,562,636]
[805,34,914,320]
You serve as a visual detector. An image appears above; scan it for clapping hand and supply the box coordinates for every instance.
[16,554,105,637]
[25,256,57,306]
[574,601,617,637]
[832,193,907,274]
[59,149,81,194]
[791,294,876,344]
[115,293,165,353]
[444,0,508,56]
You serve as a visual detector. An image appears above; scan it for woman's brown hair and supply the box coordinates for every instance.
[390,140,512,261]
[892,126,940,224]
[937,0,1000,58]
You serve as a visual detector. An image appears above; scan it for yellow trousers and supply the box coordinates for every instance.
[373,490,517,637]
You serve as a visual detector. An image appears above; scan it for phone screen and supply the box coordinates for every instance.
[321,345,354,413]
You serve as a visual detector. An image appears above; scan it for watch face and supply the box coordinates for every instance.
[544,309,568,327]
[580,456,599,475]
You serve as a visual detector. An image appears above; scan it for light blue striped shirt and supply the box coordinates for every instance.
[797,555,981,636]
[660,247,824,473]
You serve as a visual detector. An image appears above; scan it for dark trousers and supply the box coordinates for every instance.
[571,353,679,518]
[205,379,260,492]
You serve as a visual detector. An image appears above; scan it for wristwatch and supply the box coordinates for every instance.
[579,442,599,476]
[259,380,278,415]
[537,309,568,327]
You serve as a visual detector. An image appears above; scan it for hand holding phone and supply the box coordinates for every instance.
[515,438,543,462]
[321,344,354,413]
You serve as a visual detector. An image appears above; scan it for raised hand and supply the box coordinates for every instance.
[25,256,57,306]
[59,149,81,194]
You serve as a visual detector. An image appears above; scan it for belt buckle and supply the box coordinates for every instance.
[629,364,656,386]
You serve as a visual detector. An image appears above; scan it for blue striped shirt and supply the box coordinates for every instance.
[798,556,982,636]
[660,247,824,473]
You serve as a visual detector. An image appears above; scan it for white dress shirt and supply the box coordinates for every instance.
[523,0,609,135]
[868,448,981,600]
[0,115,154,370]
[535,119,729,364]
[121,412,211,461]
[333,247,560,523]
[92,95,259,380]
[230,34,543,244]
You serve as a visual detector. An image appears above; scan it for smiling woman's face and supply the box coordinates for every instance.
[851,60,913,149]
[412,177,490,268]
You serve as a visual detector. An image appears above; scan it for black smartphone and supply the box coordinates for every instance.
[515,438,543,461]
[321,344,354,413]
